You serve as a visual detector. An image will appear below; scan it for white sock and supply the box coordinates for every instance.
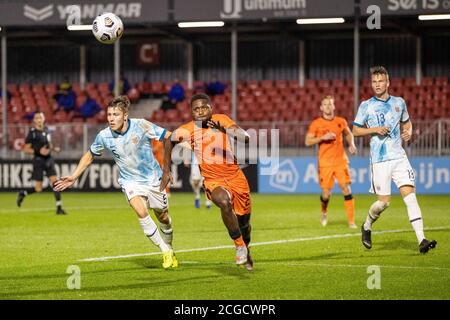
[364,200,389,231]
[403,193,425,243]
[193,186,200,200]
[159,216,173,249]
[139,215,169,252]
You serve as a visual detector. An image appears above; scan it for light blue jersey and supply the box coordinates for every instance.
[353,95,410,164]
[90,118,166,187]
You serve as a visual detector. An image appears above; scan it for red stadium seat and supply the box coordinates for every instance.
[260,80,273,90]
[421,77,434,87]
[246,80,259,90]
[275,80,288,90]
[435,77,448,87]
[304,79,317,89]
[288,80,300,89]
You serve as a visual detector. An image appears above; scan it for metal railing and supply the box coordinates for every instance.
[1,119,449,159]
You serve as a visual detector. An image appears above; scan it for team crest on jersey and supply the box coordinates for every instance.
[131,135,139,144]
[394,105,400,112]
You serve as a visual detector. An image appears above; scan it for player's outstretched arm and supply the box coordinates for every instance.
[54,151,94,191]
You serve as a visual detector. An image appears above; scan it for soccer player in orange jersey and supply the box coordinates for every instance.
[160,93,253,270]
[305,95,357,228]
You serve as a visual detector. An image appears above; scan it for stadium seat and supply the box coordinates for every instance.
[246,80,259,90]
[435,77,448,87]
[260,80,273,90]
[275,80,288,90]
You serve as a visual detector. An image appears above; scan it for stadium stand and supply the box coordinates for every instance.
[1,76,449,125]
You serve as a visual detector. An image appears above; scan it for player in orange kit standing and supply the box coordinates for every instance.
[160,93,254,270]
[305,95,357,228]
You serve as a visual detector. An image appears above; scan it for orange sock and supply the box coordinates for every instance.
[344,195,355,224]
[234,235,245,247]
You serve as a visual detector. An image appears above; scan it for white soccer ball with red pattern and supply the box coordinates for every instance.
[92,13,124,45]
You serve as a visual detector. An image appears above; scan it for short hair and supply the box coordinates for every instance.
[370,65,389,79]
[190,93,211,107]
[33,111,45,120]
[108,95,130,114]
[321,95,334,103]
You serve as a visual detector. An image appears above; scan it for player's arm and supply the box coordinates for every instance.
[160,130,180,191]
[53,151,94,191]
[400,120,412,142]
[352,124,390,137]
[207,120,250,144]
[352,102,390,137]
[48,142,61,153]
[228,124,250,144]
[22,143,35,155]
[343,126,357,154]
[304,132,336,146]
[41,142,61,155]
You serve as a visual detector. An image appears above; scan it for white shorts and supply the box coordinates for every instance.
[190,164,202,182]
[370,158,415,195]
[122,183,169,211]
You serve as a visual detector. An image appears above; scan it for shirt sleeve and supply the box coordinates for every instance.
[172,125,192,144]
[90,133,105,156]
[141,119,167,141]
[307,120,318,136]
[353,102,368,127]
[215,114,236,129]
[400,98,410,123]
[25,130,33,144]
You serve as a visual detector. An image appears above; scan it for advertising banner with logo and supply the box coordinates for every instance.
[259,157,450,194]
[0,159,258,192]
[361,0,450,15]
[0,0,168,27]
[174,0,354,21]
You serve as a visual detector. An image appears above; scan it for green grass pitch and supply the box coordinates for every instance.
[0,192,449,300]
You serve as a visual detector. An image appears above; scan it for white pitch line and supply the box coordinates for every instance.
[78,226,448,262]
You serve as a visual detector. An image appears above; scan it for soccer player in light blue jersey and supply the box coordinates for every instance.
[353,66,437,254]
[54,96,178,268]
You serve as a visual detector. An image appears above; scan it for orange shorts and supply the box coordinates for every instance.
[318,165,351,189]
[203,170,251,215]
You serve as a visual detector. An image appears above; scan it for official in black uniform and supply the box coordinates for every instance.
[17,112,67,215]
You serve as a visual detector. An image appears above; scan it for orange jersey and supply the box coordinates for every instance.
[307,116,349,167]
[172,114,241,181]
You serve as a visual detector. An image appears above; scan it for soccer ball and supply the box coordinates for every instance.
[92,13,124,44]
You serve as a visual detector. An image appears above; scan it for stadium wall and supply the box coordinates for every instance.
[259,157,450,194]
